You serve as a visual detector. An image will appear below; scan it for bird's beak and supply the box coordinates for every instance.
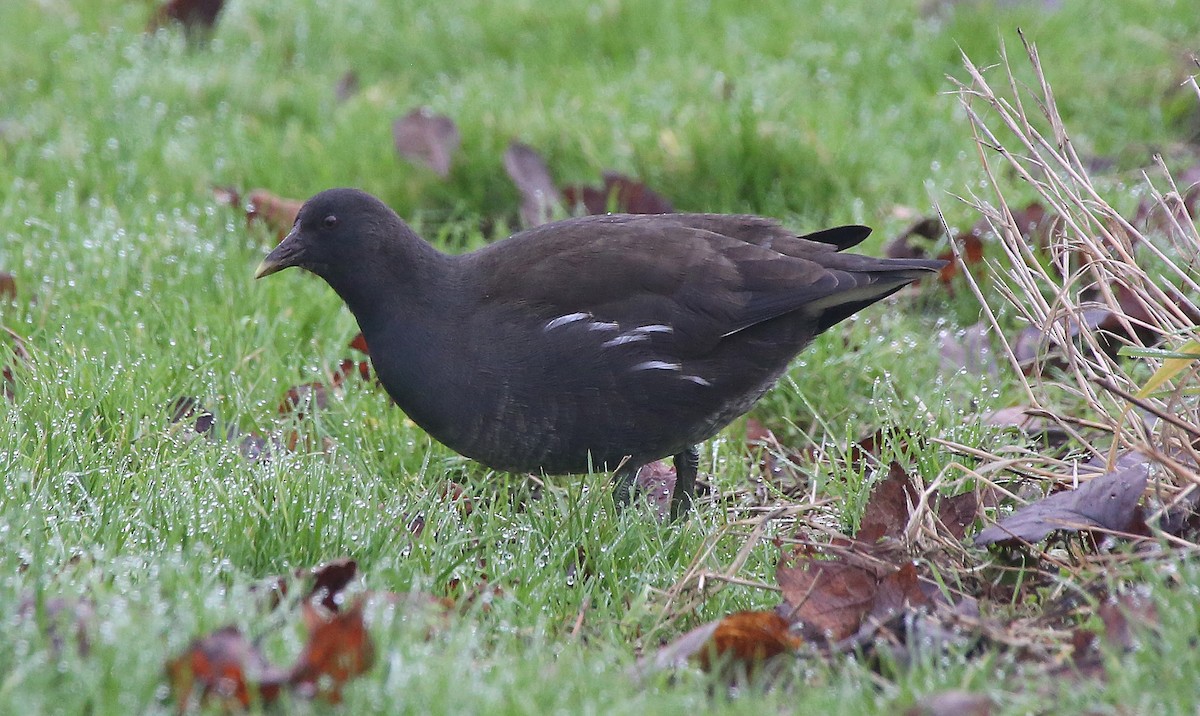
[255,228,303,279]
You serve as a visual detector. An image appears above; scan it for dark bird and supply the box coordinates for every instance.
[256,188,944,518]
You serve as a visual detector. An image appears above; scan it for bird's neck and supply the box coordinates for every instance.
[326,239,459,331]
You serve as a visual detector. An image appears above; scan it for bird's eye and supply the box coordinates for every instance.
[322,215,338,229]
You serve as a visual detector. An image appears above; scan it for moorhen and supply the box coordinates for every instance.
[256,188,944,518]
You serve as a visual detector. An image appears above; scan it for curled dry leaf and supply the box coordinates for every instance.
[634,460,676,522]
[692,611,802,672]
[564,171,674,215]
[166,627,289,710]
[639,610,801,676]
[973,457,1149,547]
[168,598,376,709]
[857,462,920,544]
[393,108,461,178]
[247,189,303,242]
[167,396,280,461]
[885,217,943,260]
[307,558,359,613]
[147,0,225,35]
[289,600,376,703]
[0,271,14,302]
[504,142,563,228]
[212,187,302,243]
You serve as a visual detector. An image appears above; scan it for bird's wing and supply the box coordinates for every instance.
[471,214,938,354]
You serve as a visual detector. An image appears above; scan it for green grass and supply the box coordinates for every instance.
[3,0,1200,713]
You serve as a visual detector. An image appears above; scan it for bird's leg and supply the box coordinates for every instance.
[670,446,699,520]
[611,461,642,510]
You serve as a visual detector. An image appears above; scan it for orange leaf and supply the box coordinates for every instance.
[166,627,288,710]
[289,600,375,703]
[693,611,801,672]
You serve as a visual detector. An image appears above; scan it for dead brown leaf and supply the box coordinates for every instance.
[288,600,375,703]
[776,547,880,642]
[563,171,674,215]
[147,0,224,35]
[166,627,289,710]
[857,462,919,544]
[393,108,460,178]
[503,142,563,228]
[973,459,1149,546]
[692,611,802,672]
[246,189,303,242]
[634,460,676,521]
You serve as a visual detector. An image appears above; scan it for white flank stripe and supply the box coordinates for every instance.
[631,360,681,372]
[602,333,651,348]
[545,312,591,331]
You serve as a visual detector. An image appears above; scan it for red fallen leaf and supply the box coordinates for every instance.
[147,0,225,35]
[844,426,917,472]
[563,171,674,215]
[937,228,984,284]
[634,460,676,522]
[857,462,920,544]
[0,271,14,301]
[288,600,375,703]
[1100,283,1200,343]
[393,108,461,178]
[348,333,369,354]
[254,558,358,613]
[973,459,1149,546]
[775,547,879,642]
[504,142,563,228]
[904,690,993,716]
[166,627,289,710]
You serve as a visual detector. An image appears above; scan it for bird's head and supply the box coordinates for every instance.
[254,188,395,281]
